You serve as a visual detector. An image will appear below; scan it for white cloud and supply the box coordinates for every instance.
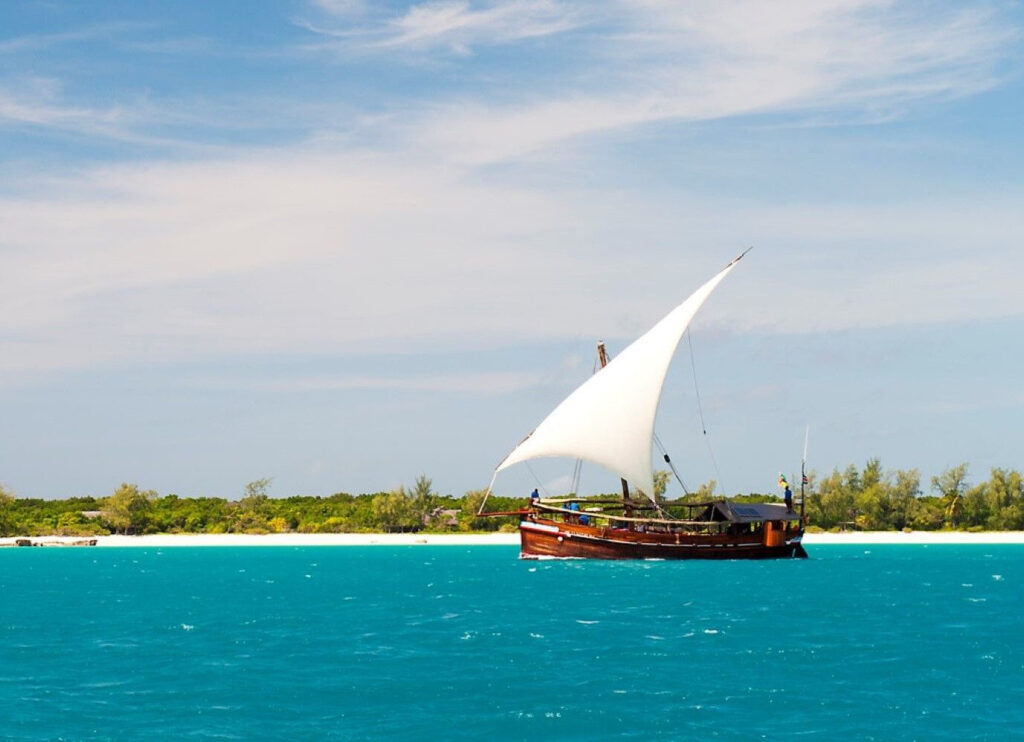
[401,0,1016,164]
[0,78,122,132]
[312,0,367,16]
[1,1,1021,385]
[236,371,544,395]
[5,1,1015,160]
[2,142,1023,384]
[0,77,193,148]
[307,0,581,52]
[382,0,580,50]
[0,21,148,54]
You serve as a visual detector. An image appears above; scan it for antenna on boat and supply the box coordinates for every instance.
[800,425,809,521]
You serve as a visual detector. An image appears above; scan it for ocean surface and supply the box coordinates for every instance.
[1,545,1022,741]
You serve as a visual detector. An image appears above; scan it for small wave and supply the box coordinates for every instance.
[180,623,195,631]
[575,620,599,625]
[993,574,1004,581]
[704,629,719,635]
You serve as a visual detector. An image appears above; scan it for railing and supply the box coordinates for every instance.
[533,501,721,527]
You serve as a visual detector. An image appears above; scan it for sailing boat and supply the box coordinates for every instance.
[481,250,807,559]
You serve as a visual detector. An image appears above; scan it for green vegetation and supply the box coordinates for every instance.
[0,461,1021,537]
[0,476,523,537]
[803,459,1024,532]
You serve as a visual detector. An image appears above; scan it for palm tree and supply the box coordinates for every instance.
[932,464,968,529]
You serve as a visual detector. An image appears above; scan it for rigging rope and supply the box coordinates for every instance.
[686,330,726,496]
[524,461,550,497]
[654,433,689,496]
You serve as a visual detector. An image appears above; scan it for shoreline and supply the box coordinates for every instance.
[0,533,521,548]
[805,531,1024,544]
[2,531,1024,548]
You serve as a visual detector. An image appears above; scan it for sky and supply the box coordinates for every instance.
[1,0,1023,501]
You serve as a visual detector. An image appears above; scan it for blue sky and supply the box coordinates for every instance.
[1,0,1023,500]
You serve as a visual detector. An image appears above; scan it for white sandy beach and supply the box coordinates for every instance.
[0,533,520,548]
[3,531,1024,547]
[798,532,1024,544]
[803,531,1024,545]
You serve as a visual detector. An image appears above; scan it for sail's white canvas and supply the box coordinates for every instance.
[495,253,745,499]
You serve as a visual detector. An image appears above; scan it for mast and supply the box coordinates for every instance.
[597,341,634,523]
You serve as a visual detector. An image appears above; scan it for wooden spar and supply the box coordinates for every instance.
[537,497,716,512]
[597,341,633,522]
[539,496,678,506]
[534,507,722,527]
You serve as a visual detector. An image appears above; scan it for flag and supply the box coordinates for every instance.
[778,473,788,488]
[802,474,809,485]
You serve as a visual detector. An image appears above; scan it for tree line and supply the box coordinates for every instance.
[0,476,522,538]
[802,460,1023,532]
[1,461,1022,537]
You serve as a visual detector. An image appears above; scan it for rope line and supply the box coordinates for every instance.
[686,330,726,496]
[524,461,549,497]
[654,433,689,496]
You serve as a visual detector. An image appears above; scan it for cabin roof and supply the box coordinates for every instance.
[715,501,800,523]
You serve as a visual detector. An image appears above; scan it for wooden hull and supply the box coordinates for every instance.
[520,519,807,560]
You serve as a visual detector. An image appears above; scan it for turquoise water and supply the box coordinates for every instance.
[1,545,1022,741]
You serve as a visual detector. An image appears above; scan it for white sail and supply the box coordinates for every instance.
[495,253,746,499]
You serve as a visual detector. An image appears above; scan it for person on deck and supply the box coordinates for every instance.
[529,488,539,502]
[568,501,580,523]
[779,473,793,511]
